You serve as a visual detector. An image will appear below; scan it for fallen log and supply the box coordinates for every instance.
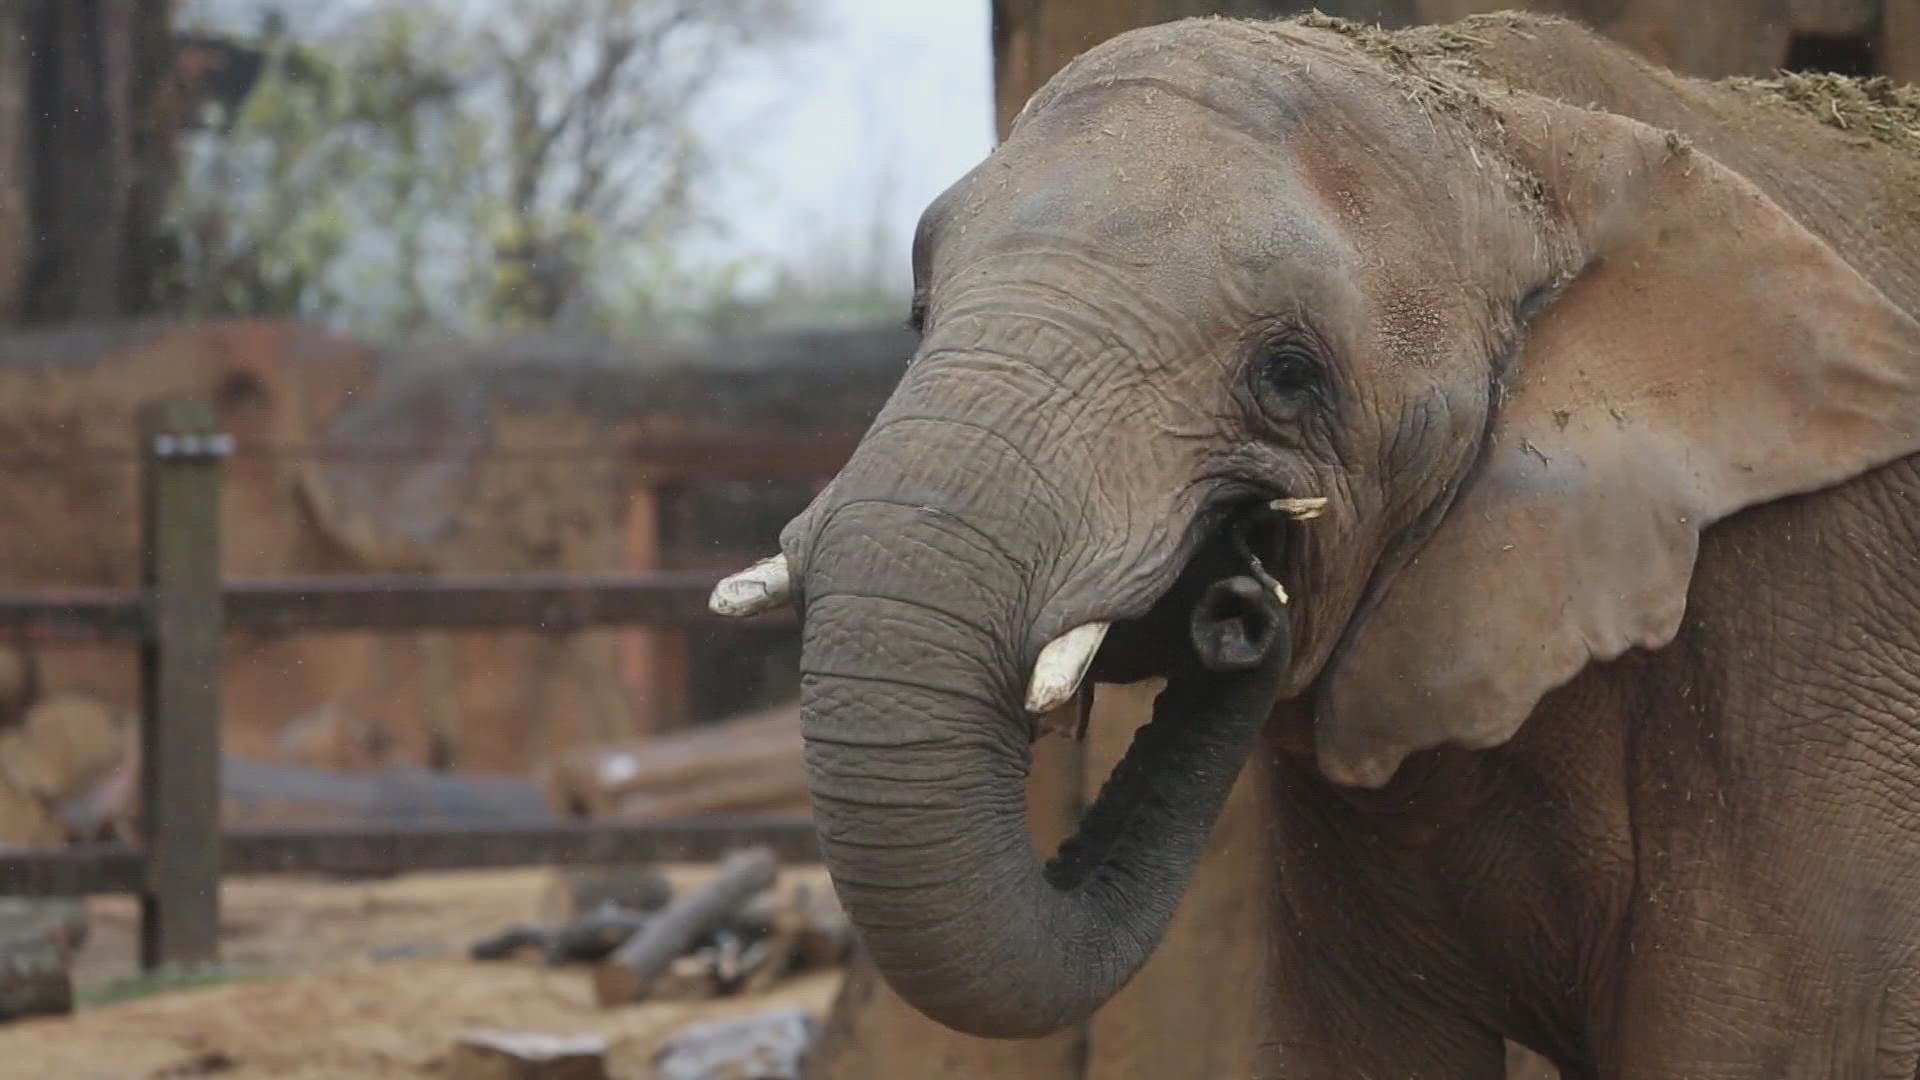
[469,908,652,966]
[592,846,777,1006]
[537,865,671,923]
[541,705,806,819]
[61,751,557,841]
[647,951,723,1002]
[608,768,809,821]
[545,909,652,965]
[740,907,805,995]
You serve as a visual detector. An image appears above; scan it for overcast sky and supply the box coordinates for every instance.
[184,0,997,299]
[696,0,997,293]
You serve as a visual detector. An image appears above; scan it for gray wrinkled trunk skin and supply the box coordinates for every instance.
[796,493,1277,1038]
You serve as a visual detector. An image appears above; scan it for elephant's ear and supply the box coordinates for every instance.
[1315,97,1920,788]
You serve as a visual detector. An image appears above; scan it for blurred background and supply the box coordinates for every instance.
[0,0,1908,822]
[0,2,1908,1076]
[0,0,993,809]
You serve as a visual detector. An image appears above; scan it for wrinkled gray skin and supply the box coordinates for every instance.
[774,13,1920,1077]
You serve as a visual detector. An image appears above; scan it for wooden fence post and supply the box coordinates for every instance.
[137,398,229,971]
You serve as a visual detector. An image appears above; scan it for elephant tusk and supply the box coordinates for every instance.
[1025,622,1111,715]
[1268,495,1328,520]
[708,555,793,617]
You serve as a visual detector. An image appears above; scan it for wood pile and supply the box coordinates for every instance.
[0,680,122,1026]
[538,704,808,821]
[0,896,89,1023]
[0,691,127,845]
[469,848,850,1010]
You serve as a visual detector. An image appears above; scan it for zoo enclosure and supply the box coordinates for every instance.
[0,397,848,971]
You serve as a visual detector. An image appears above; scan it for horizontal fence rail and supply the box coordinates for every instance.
[0,588,143,641]
[0,398,839,971]
[0,815,823,898]
[224,572,798,633]
[0,434,860,477]
[0,573,798,641]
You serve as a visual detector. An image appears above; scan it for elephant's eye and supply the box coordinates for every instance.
[1260,345,1318,396]
[1249,336,1325,424]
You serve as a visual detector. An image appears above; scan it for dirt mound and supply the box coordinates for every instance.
[0,866,841,1080]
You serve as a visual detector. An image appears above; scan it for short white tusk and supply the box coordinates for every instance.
[708,555,793,617]
[1025,622,1110,715]
[1269,495,1328,520]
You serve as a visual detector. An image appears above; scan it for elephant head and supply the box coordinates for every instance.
[714,15,1920,1039]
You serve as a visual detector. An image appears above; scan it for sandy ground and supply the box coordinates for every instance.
[0,865,843,1080]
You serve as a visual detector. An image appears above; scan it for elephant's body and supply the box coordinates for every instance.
[1254,24,1920,1076]
[1265,472,1920,1074]
[725,12,1920,1078]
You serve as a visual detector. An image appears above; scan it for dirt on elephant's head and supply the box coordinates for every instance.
[1723,72,1920,155]
[1246,11,1560,223]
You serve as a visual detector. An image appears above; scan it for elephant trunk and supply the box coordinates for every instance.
[797,501,1287,1038]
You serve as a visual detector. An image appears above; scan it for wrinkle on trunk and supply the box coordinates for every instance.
[798,505,1280,1038]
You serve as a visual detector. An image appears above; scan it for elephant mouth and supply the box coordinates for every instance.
[1034,502,1301,742]
[1031,502,1296,894]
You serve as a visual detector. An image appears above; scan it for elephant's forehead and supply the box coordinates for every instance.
[946,119,1338,269]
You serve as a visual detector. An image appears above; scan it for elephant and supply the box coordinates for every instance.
[714,11,1920,1078]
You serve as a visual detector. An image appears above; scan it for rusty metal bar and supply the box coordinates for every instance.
[0,816,822,897]
[221,571,795,633]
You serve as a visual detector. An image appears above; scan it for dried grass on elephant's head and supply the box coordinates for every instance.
[1238,12,1556,227]
[1724,72,1920,154]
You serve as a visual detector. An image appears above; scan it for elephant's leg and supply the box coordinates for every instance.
[1251,916,1510,1078]
[1251,761,1511,1079]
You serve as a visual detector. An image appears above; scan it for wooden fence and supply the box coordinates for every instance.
[0,398,847,971]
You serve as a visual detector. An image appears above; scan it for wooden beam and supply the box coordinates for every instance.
[625,435,856,482]
[0,817,822,897]
[221,572,793,633]
[0,589,143,642]
[0,843,144,896]
[137,399,227,971]
[216,819,822,876]
[0,573,793,640]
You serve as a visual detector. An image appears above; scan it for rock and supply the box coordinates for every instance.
[449,1029,609,1080]
[652,1007,821,1080]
